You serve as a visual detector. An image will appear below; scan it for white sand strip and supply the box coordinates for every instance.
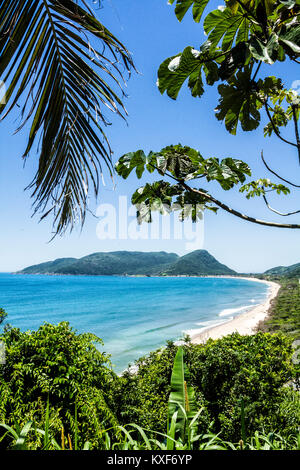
[191,278,280,344]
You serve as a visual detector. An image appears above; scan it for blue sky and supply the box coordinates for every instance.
[1,0,300,273]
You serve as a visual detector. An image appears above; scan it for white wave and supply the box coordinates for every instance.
[219,304,257,317]
[196,319,227,327]
[183,318,232,338]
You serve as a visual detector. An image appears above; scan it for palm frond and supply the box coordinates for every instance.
[0,0,134,235]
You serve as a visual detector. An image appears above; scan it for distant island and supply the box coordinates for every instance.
[17,250,237,276]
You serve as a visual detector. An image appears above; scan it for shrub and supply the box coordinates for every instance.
[114,332,297,441]
[0,322,118,449]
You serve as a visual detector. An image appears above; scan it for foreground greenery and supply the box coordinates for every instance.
[0,321,299,450]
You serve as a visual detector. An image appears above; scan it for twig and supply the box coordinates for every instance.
[292,104,300,164]
[263,195,300,216]
[264,102,297,148]
[148,163,300,229]
[261,151,300,188]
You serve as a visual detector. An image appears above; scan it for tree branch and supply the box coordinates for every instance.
[264,102,298,149]
[262,195,300,216]
[292,104,300,164]
[149,163,300,229]
[261,151,300,188]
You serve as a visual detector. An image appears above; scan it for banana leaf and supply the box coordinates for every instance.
[168,347,198,441]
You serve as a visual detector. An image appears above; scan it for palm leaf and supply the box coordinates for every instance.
[0,0,134,235]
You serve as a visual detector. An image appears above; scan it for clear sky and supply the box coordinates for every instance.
[1,0,300,273]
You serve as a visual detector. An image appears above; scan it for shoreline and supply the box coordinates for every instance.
[191,277,280,344]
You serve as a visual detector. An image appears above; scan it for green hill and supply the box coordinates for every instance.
[18,250,236,276]
[162,250,236,276]
[264,262,300,278]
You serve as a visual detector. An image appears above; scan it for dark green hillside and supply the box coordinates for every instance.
[19,251,179,276]
[58,251,179,275]
[20,258,77,274]
[18,250,236,276]
[265,263,300,278]
[163,250,236,276]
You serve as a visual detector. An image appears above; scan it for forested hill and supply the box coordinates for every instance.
[18,250,236,276]
[264,262,300,278]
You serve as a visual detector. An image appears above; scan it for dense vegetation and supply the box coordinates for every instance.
[265,263,300,278]
[18,250,236,276]
[0,322,299,450]
[0,322,118,449]
[259,278,300,341]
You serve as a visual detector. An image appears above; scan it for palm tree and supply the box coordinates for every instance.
[0,0,134,235]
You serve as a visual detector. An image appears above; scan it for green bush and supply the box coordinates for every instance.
[186,332,296,440]
[0,321,298,449]
[114,332,297,441]
[259,279,300,340]
[0,322,118,449]
[112,340,210,435]
[0,309,7,325]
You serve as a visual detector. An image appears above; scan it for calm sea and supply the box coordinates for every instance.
[0,273,268,373]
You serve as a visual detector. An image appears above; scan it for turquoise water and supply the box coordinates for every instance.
[0,274,269,373]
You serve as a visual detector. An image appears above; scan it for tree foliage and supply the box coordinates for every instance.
[0,309,7,325]
[0,322,118,448]
[116,144,294,227]
[0,321,298,448]
[117,0,300,229]
[113,332,298,442]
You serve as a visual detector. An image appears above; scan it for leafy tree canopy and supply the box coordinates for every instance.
[117,0,300,229]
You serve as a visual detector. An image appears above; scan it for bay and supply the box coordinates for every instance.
[0,273,268,373]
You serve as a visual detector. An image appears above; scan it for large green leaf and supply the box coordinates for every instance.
[218,42,251,80]
[168,347,198,441]
[168,0,210,23]
[279,22,300,55]
[116,144,251,186]
[216,68,263,134]
[205,157,251,188]
[249,33,280,64]
[157,45,219,100]
[116,145,203,180]
[131,181,183,223]
[204,7,252,50]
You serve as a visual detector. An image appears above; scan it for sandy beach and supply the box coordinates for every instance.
[191,277,280,344]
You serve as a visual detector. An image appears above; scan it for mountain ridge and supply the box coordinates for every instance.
[264,261,300,277]
[18,250,236,277]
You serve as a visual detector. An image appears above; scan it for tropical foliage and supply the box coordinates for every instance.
[115,332,298,442]
[0,308,7,325]
[0,322,118,449]
[116,144,295,228]
[0,324,299,450]
[0,0,134,235]
[2,410,299,450]
[259,277,300,341]
[116,0,300,229]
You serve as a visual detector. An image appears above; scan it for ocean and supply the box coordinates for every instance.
[0,273,269,373]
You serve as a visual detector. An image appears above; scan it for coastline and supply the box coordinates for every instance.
[190,277,280,344]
